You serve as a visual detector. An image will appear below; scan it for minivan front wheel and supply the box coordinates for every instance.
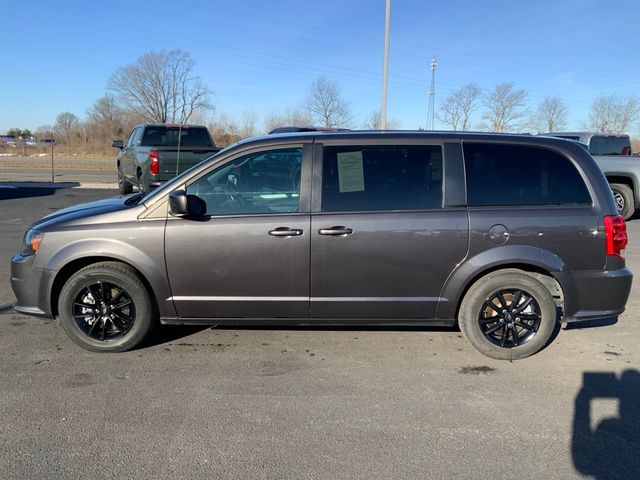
[459,270,558,360]
[58,262,156,352]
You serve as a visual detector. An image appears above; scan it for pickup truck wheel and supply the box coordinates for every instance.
[459,270,558,360]
[118,168,133,195]
[611,183,634,220]
[58,262,156,352]
[137,172,147,192]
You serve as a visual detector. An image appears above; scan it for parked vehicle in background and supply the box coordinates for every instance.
[12,131,632,360]
[545,132,639,219]
[112,124,220,194]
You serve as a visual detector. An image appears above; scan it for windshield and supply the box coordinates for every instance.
[589,136,632,156]
[140,126,214,148]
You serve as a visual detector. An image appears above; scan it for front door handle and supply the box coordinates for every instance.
[318,226,353,236]
[269,227,303,237]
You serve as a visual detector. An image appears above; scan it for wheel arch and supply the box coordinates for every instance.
[45,239,174,319]
[437,246,567,322]
[50,256,160,319]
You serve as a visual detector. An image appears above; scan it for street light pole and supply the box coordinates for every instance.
[380,0,391,130]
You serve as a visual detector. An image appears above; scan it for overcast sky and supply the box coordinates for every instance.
[1,0,638,133]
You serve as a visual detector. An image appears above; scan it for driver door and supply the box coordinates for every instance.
[164,144,311,319]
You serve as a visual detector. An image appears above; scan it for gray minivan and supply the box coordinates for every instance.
[10,132,632,359]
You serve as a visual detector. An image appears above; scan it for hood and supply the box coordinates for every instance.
[31,194,144,231]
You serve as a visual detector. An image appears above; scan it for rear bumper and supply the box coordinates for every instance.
[556,266,633,323]
[10,253,54,318]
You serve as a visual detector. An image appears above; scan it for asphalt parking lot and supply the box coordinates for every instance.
[1,186,638,479]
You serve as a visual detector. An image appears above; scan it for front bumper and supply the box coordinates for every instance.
[10,253,54,318]
[557,264,633,323]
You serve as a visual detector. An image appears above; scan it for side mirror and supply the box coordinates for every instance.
[112,140,124,149]
[168,190,207,217]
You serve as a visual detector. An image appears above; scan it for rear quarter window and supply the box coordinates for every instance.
[463,143,591,206]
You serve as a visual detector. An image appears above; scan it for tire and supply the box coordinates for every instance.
[118,167,133,195]
[58,262,156,352]
[458,269,559,360]
[611,183,635,220]
[137,172,147,192]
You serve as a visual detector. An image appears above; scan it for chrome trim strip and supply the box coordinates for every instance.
[169,296,441,302]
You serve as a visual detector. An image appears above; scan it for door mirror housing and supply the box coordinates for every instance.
[112,140,124,149]
[169,190,207,217]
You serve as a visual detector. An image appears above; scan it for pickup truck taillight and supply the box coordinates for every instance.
[604,214,627,257]
[149,150,159,175]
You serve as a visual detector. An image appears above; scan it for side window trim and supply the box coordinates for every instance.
[463,142,592,207]
[318,143,445,213]
[184,143,309,217]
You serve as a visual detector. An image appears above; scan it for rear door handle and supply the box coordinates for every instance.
[269,227,303,237]
[318,226,353,236]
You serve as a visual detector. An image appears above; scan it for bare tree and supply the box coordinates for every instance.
[481,82,528,132]
[108,49,212,124]
[531,96,568,133]
[86,94,127,138]
[54,112,79,144]
[263,107,313,132]
[240,110,259,137]
[362,110,402,130]
[586,94,640,133]
[438,83,481,131]
[306,76,353,128]
[208,112,241,147]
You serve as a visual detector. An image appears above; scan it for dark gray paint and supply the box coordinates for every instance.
[10,131,633,329]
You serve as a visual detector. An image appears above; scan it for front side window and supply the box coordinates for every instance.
[126,128,139,148]
[187,148,302,215]
[321,145,443,212]
[463,143,591,206]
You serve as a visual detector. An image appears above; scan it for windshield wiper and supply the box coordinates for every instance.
[124,192,145,206]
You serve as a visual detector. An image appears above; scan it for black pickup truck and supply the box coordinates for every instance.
[113,124,220,193]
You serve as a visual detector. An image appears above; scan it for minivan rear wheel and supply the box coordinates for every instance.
[58,262,156,352]
[459,270,558,360]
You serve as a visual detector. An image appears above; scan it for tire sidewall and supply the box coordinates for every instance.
[118,167,132,195]
[611,184,634,220]
[58,266,153,352]
[460,272,558,360]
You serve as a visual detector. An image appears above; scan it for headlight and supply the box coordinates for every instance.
[21,229,44,256]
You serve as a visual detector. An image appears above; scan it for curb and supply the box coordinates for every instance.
[0,182,118,190]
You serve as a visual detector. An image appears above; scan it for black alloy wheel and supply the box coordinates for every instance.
[614,191,625,212]
[459,269,558,360]
[478,289,541,348]
[73,280,136,341]
[58,261,156,352]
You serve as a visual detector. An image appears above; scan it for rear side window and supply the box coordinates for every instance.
[321,145,443,212]
[141,127,213,148]
[463,144,591,206]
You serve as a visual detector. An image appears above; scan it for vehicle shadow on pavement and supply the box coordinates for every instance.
[141,325,212,348]
[0,184,78,200]
[564,316,618,330]
[140,324,460,349]
[572,369,640,480]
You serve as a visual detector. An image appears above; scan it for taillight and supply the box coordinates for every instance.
[149,150,159,175]
[604,214,628,257]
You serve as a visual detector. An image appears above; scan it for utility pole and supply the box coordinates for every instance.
[426,56,437,130]
[380,0,391,130]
